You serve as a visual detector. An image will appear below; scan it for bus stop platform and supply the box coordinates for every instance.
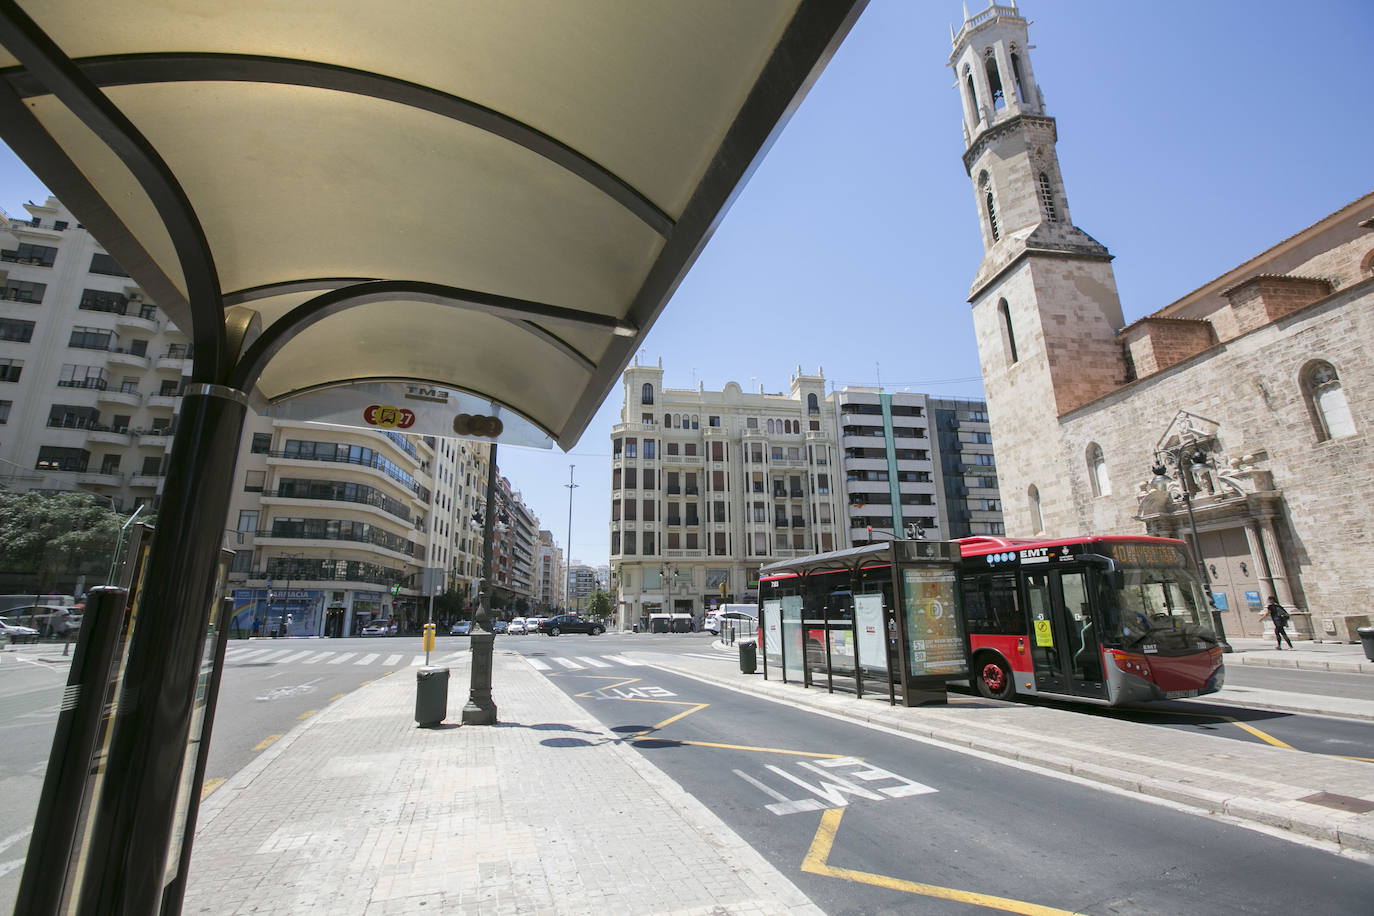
[654,640,1374,859]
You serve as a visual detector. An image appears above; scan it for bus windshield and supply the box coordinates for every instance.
[1099,563,1219,654]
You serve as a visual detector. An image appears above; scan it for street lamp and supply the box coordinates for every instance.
[1150,443,1233,653]
[462,442,499,725]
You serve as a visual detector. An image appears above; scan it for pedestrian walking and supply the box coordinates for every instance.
[251,617,261,639]
[1261,596,1294,649]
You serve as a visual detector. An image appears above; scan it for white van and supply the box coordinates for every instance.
[509,617,528,635]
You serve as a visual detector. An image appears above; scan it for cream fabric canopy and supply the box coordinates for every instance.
[0,0,865,448]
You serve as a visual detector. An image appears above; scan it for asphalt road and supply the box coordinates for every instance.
[519,635,1374,914]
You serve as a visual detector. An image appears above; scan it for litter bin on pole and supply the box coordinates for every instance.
[415,667,449,726]
[1358,627,1374,663]
[739,641,757,674]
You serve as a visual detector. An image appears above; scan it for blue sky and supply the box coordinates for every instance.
[3,1,1371,568]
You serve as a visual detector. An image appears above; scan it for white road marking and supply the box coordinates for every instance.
[383,654,403,666]
[276,651,315,664]
[229,649,272,661]
[602,654,643,666]
[526,658,551,671]
[253,650,292,663]
[554,657,584,669]
[576,656,612,668]
[355,653,380,665]
[410,655,424,666]
[302,652,333,663]
[327,653,357,665]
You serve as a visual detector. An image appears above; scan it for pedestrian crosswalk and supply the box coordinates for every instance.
[523,654,647,672]
[223,645,468,668]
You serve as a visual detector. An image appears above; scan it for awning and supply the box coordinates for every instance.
[0,0,866,448]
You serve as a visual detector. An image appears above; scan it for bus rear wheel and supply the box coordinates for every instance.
[974,655,1014,700]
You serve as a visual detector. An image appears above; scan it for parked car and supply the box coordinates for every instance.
[491,619,508,634]
[0,616,40,643]
[525,617,544,633]
[706,609,757,635]
[360,620,390,637]
[539,614,604,636]
[449,620,471,636]
[10,605,81,637]
[508,617,527,635]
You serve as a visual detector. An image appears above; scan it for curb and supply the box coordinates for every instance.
[1231,654,1372,675]
[647,657,1374,858]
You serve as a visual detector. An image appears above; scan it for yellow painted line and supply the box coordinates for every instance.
[648,702,709,732]
[666,739,844,759]
[253,734,281,751]
[1334,755,1374,763]
[803,808,1089,916]
[330,693,345,702]
[1223,716,1294,749]
[200,777,225,799]
[297,709,317,720]
[574,675,641,696]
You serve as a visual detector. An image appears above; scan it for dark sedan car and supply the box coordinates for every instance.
[538,614,604,636]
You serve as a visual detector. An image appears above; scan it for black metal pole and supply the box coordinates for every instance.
[462,442,498,725]
[73,385,248,914]
[1178,478,1233,653]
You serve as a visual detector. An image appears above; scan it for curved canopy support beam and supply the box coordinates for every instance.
[230,279,633,392]
[6,52,675,238]
[0,2,228,381]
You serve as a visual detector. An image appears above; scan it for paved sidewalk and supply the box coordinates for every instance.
[645,644,1374,859]
[184,648,822,915]
[1226,636,1373,674]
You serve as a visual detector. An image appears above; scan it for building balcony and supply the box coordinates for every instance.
[155,353,192,373]
[129,473,164,489]
[664,454,702,466]
[114,311,158,334]
[78,470,124,488]
[146,394,179,411]
[96,386,142,408]
[106,348,150,371]
[137,428,174,447]
[611,421,658,435]
[85,425,131,446]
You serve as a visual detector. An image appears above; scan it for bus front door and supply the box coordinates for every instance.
[1025,570,1108,700]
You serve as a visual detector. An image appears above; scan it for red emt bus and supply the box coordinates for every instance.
[759,534,1225,707]
[957,535,1224,705]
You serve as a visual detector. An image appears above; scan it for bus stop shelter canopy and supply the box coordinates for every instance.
[0,0,865,448]
[0,4,870,911]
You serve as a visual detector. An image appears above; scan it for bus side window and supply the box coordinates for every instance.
[990,573,1026,635]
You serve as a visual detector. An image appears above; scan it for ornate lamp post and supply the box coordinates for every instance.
[1150,442,1233,653]
[462,443,499,725]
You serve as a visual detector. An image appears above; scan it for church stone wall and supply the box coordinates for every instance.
[1059,279,1374,620]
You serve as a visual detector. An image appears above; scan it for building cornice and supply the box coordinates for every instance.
[962,113,1057,175]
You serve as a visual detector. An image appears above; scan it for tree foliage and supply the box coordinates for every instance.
[0,491,148,590]
[586,589,612,620]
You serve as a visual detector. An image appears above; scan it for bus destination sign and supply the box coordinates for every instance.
[983,542,1085,567]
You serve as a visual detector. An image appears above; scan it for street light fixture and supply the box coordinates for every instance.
[462,443,499,725]
[1150,442,1233,653]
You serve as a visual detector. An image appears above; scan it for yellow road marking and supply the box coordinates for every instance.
[200,777,225,799]
[668,739,843,759]
[1222,716,1294,749]
[330,693,345,702]
[1335,755,1374,763]
[297,709,317,720]
[803,808,1089,916]
[647,702,709,732]
[253,734,281,751]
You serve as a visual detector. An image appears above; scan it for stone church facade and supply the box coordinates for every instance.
[951,4,1373,641]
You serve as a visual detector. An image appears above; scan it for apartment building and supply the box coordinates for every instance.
[0,198,192,507]
[2,196,535,636]
[609,360,1003,630]
[535,530,563,612]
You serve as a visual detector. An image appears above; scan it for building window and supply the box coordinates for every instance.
[807,393,819,415]
[0,400,10,423]
[69,326,114,350]
[251,433,272,454]
[0,360,21,383]
[0,318,35,342]
[980,171,999,242]
[237,510,259,535]
[998,298,1018,363]
[1028,484,1043,535]
[708,415,720,427]
[984,48,1004,109]
[88,252,129,277]
[1,242,57,266]
[36,446,89,471]
[1,279,47,304]
[1087,443,1111,497]
[1038,172,1058,222]
[641,383,654,405]
[244,470,266,492]
[1303,361,1356,441]
[624,438,637,458]
[644,440,656,459]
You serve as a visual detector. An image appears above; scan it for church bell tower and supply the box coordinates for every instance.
[952,2,1128,537]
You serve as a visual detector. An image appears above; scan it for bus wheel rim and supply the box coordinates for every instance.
[982,663,1005,690]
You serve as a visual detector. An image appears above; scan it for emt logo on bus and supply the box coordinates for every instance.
[362,405,416,429]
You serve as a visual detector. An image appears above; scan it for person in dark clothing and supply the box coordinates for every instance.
[1261,596,1294,649]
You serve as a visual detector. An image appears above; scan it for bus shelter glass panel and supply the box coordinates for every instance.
[902,567,968,679]
[761,598,782,674]
[781,594,804,683]
[803,575,856,678]
[854,592,888,677]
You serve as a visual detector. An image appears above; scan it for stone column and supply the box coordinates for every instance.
[1258,518,1295,607]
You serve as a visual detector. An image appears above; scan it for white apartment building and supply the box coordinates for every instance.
[609,360,1003,630]
[2,196,529,635]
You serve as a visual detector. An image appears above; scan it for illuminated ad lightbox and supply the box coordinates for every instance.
[265,381,554,449]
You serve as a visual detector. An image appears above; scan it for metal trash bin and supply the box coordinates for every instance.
[415,666,450,726]
[1358,627,1374,663]
[739,640,757,675]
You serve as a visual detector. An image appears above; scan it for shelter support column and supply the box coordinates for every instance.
[75,383,249,914]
